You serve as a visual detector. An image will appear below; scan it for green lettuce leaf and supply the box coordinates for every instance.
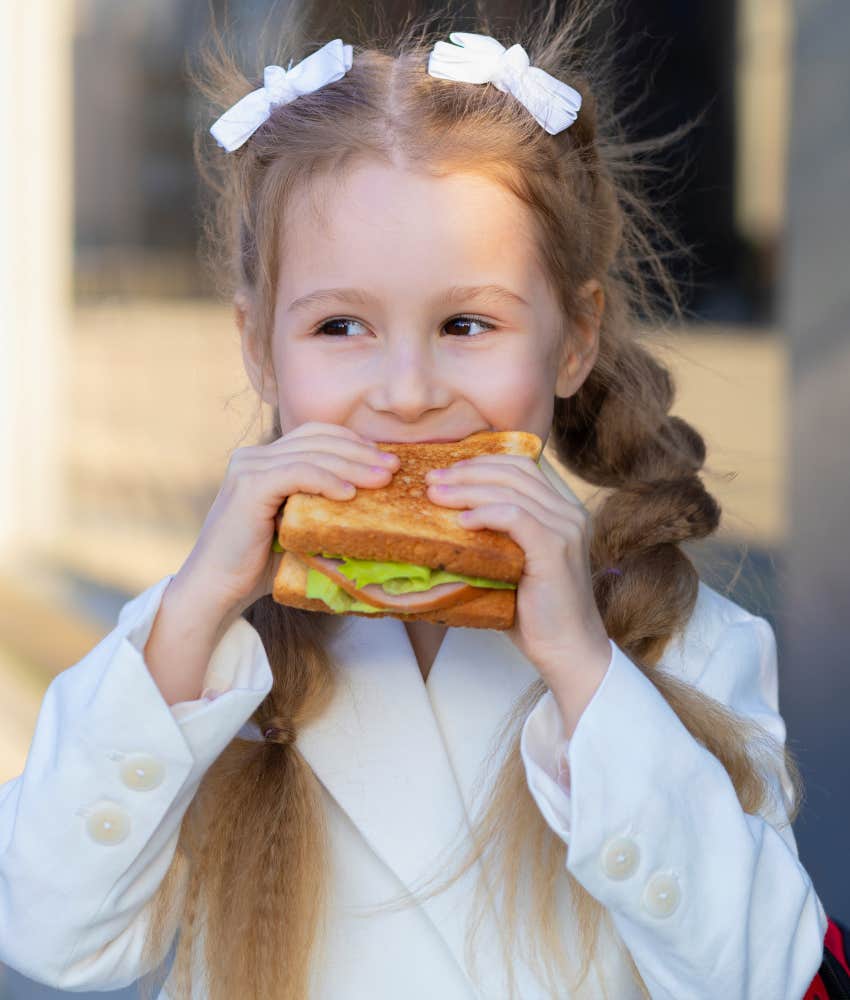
[322,554,516,592]
[306,568,412,614]
[303,554,516,614]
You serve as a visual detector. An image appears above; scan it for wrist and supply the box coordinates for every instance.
[543,635,612,740]
[144,572,239,707]
[169,562,245,631]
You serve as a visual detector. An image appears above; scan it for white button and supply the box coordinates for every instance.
[86,805,130,845]
[600,836,639,880]
[120,753,165,791]
[642,872,681,917]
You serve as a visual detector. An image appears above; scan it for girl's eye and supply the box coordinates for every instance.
[315,318,368,338]
[443,315,494,337]
[313,315,495,338]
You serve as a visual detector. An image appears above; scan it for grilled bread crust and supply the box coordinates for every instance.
[277,430,543,582]
[273,550,516,630]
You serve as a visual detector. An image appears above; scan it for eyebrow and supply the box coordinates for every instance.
[286,284,530,314]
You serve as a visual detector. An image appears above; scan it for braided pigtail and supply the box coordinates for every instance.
[554,342,719,663]
[552,338,801,820]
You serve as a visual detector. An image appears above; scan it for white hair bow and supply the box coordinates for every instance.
[210,38,354,152]
[427,32,582,135]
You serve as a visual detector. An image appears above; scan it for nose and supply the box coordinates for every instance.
[370,337,452,421]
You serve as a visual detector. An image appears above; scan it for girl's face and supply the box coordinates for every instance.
[240,161,603,445]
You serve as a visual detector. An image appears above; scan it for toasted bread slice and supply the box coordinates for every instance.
[277,430,543,582]
[273,550,516,629]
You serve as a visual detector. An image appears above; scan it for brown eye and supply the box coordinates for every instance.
[315,318,368,337]
[443,315,494,337]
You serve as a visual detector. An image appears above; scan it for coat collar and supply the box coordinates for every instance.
[294,450,584,988]
[297,613,539,991]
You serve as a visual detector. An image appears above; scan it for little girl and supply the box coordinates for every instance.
[0,3,828,999]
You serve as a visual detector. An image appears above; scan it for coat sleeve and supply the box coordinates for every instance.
[0,574,273,991]
[519,618,828,1000]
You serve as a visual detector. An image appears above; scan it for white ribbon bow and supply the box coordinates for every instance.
[427,32,582,135]
[210,38,354,152]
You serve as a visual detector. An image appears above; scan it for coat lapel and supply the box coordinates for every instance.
[294,449,585,990]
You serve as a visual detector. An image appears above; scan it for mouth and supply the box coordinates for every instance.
[388,437,463,443]
[367,430,494,444]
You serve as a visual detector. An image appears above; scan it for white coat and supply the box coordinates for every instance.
[0,454,828,999]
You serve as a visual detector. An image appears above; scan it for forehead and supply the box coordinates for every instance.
[276,160,545,297]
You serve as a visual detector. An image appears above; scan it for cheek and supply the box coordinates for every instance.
[466,353,555,421]
[273,347,354,429]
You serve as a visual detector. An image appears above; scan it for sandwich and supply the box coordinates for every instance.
[271,430,544,629]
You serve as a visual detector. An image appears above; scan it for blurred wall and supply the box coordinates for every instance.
[0,2,72,561]
[781,0,850,923]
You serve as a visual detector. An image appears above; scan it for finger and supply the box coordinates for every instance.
[457,502,590,572]
[267,435,400,471]
[451,501,559,572]
[243,449,398,490]
[427,482,565,534]
[427,462,572,521]
[448,454,541,471]
[274,422,398,461]
[246,460,361,504]
[282,421,370,444]
[441,456,546,486]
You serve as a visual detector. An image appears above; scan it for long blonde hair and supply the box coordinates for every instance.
[139,2,803,997]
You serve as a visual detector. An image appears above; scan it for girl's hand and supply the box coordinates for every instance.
[175,421,400,620]
[425,454,612,732]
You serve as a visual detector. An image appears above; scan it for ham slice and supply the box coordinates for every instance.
[300,553,485,612]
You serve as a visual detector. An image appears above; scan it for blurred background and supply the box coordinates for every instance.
[1,0,848,996]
